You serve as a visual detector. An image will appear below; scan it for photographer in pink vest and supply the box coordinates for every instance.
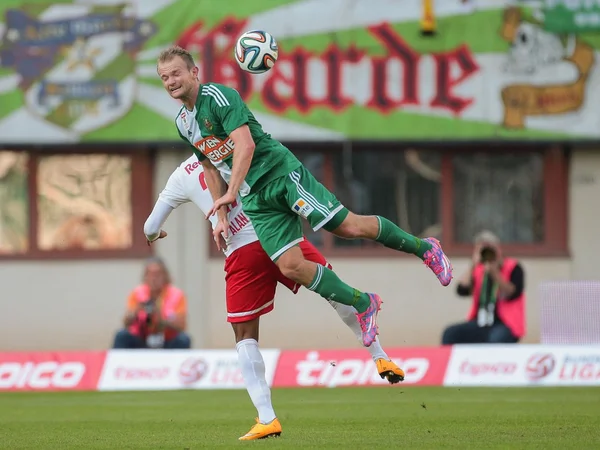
[442,231,526,344]
[112,257,191,349]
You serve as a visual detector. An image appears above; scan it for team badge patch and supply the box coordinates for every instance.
[181,110,190,130]
[292,199,314,218]
[203,117,213,131]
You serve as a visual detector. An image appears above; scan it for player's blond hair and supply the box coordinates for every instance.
[157,45,196,70]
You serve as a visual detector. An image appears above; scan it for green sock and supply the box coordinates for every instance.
[375,216,432,259]
[307,265,371,313]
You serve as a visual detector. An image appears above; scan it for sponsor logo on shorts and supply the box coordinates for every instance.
[292,199,314,218]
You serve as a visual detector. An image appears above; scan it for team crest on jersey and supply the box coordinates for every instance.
[180,110,190,130]
[202,117,214,131]
[292,199,314,218]
[0,5,156,135]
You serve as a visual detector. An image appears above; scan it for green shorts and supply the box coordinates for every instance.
[242,164,349,261]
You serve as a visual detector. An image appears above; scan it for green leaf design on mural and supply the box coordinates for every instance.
[145,0,298,49]
[278,9,511,56]
[0,0,70,19]
[0,90,24,120]
[138,77,165,89]
[81,103,174,142]
[247,98,569,140]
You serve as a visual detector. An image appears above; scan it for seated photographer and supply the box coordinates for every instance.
[113,257,191,349]
[442,231,525,344]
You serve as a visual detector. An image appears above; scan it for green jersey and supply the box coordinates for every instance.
[175,83,301,197]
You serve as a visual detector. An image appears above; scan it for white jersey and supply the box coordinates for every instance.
[158,155,258,257]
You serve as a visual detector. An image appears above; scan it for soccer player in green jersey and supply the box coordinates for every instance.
[157,46,453,348]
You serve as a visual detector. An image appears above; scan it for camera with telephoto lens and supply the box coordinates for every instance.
[480,246,497,263]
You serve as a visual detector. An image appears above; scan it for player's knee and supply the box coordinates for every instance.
[277,254,305,283]
[278,259,304,282]
[333,213,370,239]
[277,245,312,283]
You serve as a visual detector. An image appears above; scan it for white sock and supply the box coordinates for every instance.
[329,301,390,361]
[236,338,276,424]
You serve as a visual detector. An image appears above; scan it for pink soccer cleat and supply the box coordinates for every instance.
[355,293,382,347]
[422,237,453,286]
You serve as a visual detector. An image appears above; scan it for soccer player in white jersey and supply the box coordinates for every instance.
[144,154,405,440]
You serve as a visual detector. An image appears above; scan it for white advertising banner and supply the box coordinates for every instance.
[445,345,600,387]
[97,349,280,391]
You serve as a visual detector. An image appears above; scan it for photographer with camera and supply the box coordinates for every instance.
[441,231,525,344]
[112,257,191,349]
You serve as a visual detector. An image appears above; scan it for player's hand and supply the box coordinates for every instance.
[213,216,229,252]
[146,230,167,246]
[206,192,237,218]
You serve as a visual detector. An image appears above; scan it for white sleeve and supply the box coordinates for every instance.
[144,199,175,242]
[144,168,189,242]
[159,167,189,208]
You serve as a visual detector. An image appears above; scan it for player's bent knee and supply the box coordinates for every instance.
[333,212,367,239]
[278,261,304,283]
[276,247,306,282]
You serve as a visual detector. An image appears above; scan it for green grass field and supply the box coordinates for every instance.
[1,387,599,449]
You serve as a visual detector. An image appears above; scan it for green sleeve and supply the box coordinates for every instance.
[206,84,249,135]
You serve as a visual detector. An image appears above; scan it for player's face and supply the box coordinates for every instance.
[157,56,198,101]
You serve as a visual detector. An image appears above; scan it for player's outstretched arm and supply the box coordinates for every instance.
[202,160,230,251]
[205,125,255,220]
[227,125,255,198]
[145,167,190,244]
[144,199,174,243]
[201,160,228,217]
[205,84,255,203]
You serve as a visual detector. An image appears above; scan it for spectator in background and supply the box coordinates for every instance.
[442,231,525,344]
[113,257,191,349]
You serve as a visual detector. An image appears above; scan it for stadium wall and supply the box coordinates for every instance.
[0,148,599,351]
